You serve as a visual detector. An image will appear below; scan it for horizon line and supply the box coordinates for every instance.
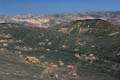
[0,10,120,16]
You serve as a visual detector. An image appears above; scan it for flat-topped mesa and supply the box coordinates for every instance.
[55,19,120,34]
[71,19,113,28]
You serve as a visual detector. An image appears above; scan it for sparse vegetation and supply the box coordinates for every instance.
[0,19,120,80]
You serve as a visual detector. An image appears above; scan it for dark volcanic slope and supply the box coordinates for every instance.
[0,20,120,80]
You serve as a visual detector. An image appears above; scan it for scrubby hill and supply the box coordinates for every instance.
[0,21,120,80]
[53,19,120,61]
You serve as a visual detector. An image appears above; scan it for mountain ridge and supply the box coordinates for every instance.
[1,11,120,27]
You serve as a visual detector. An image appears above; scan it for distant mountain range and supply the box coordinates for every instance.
[0,11,120,27]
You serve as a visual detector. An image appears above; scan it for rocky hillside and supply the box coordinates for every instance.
[0,19,120,80]
[52,19,120,34]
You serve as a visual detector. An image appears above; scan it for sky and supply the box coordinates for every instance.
[0,0,120,15]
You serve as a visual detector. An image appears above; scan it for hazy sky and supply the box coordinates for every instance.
[0,0,120,15]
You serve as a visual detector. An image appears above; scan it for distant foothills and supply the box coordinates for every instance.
[0,11,120,27]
